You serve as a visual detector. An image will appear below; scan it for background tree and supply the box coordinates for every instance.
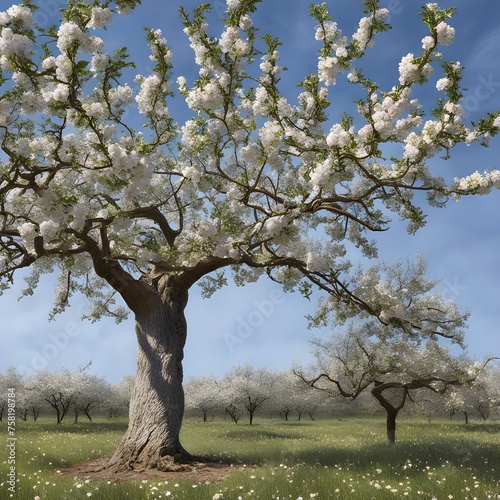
[184,375,222,422]
[298,315,486,444]
[479,363,500,419]
[0,366,24,421]
[222,364,275,425]
[27,369,78,424]
[269,371,298,421]
[268,370,328,421]
[1,0,499,470]
[104,374,134,418]
[72,371,111,422]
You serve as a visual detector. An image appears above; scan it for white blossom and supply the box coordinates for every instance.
[42,56,57,70]
[214,243,230,258]
[83,101,107,118]
[352,16,373,49]
[0,27,32,57]
[326,124,351,148]
[91,53,110,72]
[226,0,241,11]
[39,220,59,242]
[199,223,218,238]
[264,215,289,236]
[17,222,37,246]
[310,158,333,188]
[315,21,339,42]
[219,27,240,54]
[56,22,84,52]
[135,74,170,116]
[88,7,113,30]
[185,80,224,112]
[318,56,340,86]
[20,91,43,113]
[55,55,72,81]
[306,252,328,272]
[5,5,33,29]
[56,21,103,54]
[398,53,419,85]
[436,78,451,91]
[436,21,455,46]
[253,86,272,116]
[421,36,434,51]
[259,120,282,150]
[182,165,201,184]
[239,15,253,31]
[109,84,133,105]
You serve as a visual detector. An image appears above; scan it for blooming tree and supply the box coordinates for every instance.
[297,316,486,443]
[105,374,134,418]
[444,361,500,422]
[1,0,499,470]
[27,368,79,423]
[0,366,24,421]
[221,364,276,425]
[184,375,222,422]
[72,371,111,422]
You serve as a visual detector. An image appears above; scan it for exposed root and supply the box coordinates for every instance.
[59,456,235,483]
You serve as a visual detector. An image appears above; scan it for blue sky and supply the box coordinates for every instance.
[1,0,500,383]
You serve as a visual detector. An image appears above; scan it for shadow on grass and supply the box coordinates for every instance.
[444,421,500,434]
[288,438,500,480]
[222,428,301,441]
[22,420,129,434]
[199,421,500,483]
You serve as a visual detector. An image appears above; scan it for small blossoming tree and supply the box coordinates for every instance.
[1,0,499,470]
[297,314,488,444]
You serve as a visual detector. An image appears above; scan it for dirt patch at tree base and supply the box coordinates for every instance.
[60,458,236,483]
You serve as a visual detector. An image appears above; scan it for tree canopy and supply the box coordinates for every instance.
[1,0,498,330]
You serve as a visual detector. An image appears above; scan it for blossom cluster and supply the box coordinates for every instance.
[135,74,170,116]
[88,7,113,30]
[0,25,31,58]
[0,4,32,28]
[56,22,103,54]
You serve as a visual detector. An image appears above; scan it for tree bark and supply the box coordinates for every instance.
[386,408,398,445]
[105,277,193,472]
[371,384,407,445]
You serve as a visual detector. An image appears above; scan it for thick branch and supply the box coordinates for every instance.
[127,206,180,248]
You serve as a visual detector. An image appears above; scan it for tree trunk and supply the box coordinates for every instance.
[386,409,398,445]
[371,384,407,445]
[105,280,193,472]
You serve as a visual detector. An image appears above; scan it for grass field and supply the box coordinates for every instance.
[1,416,499,499]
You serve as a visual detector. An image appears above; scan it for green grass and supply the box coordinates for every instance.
[1,416,500,499]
